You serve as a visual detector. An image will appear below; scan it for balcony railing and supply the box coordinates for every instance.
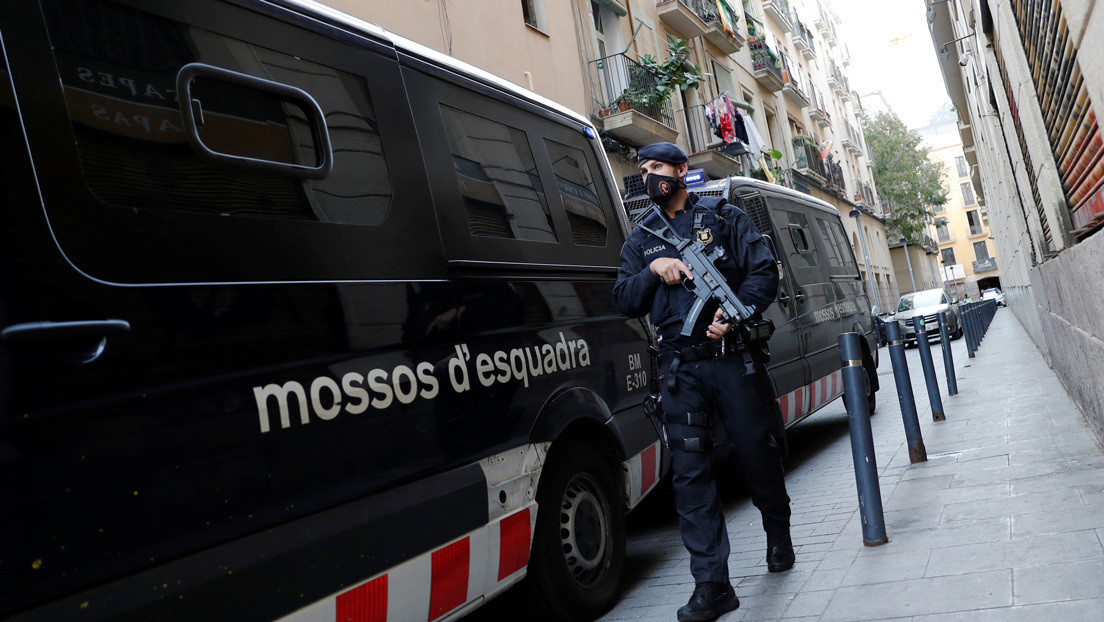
[860,180,876,207]
[590,52,674,128]
[679,96,747,178]
[806,84,831,127]
[750,38,784,91]
[814,3,837,45]
[762,0,793,32]
[791,16,816,59]
[701,0,745,53]
[780,51,809,106]
[793,138,827,180]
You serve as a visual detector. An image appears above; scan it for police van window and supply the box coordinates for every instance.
[813,216,859,277]
[781,211,818,268]
[544,139,607,247]
[42,0,395,227]
[440,105,557,242]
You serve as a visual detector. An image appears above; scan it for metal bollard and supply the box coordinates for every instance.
[912,317,945,421]
[839,332,889,546]
[885,321,927,463]
[964,304,976,358]
[938,311,958,396]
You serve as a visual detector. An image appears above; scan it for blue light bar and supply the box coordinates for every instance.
[583,126,596,139]
[684,169,706,185]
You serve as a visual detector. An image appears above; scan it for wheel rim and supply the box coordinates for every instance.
[558,472,611,588]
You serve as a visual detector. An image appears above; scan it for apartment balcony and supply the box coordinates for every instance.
[780,53,809,107]
[750,39,784,92]
[702,0,744,53]
[814,4,837,45]
[973,257,998,273]
[793,138,828,182]
[680,98,745,179]
[842,122,863,156]
[590,53,677,146]
[657,0,710,40]
[791,18,816,59]
[806,86,831,127]
[762,0,793,33]
[859,180,876,207]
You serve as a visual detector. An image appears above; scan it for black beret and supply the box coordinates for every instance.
[637,142,688,165]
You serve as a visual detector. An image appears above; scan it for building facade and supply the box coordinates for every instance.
[916,105,1003,300]
[927,0,1104,442]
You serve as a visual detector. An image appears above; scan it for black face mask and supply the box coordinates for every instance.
[645,172,684,206]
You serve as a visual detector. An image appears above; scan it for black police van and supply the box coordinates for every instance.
[625,175,880,434]
[0,1,664,621]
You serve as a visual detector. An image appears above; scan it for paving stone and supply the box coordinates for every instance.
[781,589,833,618]
[909,598,1104,621]
[821,569,1011,619]
[1011,501,1104,537]
[840,549,931,586]
[927,529,1103,576]
[940,486,1085,523]
[1014,558,1104,604]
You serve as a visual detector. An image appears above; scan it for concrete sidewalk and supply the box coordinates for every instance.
[604,309,1104,621]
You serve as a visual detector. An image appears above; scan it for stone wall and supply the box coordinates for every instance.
[1029,230,1104,445]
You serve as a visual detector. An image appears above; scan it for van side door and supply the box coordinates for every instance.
[736,189,805,425]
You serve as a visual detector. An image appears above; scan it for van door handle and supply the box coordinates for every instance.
[794,292,806,304]
[1,320,131,343]
[779,291,791,305]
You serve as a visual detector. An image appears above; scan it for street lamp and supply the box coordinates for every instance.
[849,209,880,311]
[900,236,917,292]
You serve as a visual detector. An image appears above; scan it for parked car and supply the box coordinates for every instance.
[624,176,881,434]
[892,288,963,346]
[0,2,665,620]
[982,287,1007,306]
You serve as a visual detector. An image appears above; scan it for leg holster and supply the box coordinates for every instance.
[665,411,712,452]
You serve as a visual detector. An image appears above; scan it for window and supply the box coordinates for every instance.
[814,215,860,278]
[941,247,956,266]
[936,222,951,243]
[522,0,548,31]
[777,210,818,268]
[960,181,977,205]
[440,105,557,242]
[712,60,736,98]
[966,209,984,236]
[545,139,607,246]
[955,155,968,178]
[973,240,990,261]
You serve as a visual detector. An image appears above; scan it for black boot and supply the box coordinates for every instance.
[676,582,740,622]
[766,532,795,573]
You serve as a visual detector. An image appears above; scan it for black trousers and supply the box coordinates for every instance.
[661,353,791,584]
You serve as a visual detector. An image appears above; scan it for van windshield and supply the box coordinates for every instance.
[898,290,943,311]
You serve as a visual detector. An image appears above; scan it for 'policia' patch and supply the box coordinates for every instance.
[695,228,714,245]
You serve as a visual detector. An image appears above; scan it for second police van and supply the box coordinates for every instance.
[625,174,881,442]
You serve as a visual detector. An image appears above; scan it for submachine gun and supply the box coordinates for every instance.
[634,205,773,342]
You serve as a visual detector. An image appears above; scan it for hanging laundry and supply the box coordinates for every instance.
[715,95,736,144]
[730,103,749,144]
[742,111,767,161]
[818,138,834,161]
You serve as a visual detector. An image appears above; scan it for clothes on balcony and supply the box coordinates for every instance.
[743,112,766,161]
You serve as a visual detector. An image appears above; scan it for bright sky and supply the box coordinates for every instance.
[829,0,952,128]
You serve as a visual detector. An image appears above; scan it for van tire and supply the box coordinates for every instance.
[524,438,625,621]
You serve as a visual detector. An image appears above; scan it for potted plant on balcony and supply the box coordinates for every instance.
[633,37,702,115]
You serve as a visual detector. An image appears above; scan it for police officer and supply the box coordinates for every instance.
[614,143,793,622]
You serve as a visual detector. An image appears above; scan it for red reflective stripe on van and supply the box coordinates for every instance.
[795,387,804,418]
[429,538,470,621]
[336,574,387,622]
[640,443,657,495]
[498,509,531,580]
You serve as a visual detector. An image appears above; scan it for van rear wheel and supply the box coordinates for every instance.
[524,438,625,621]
